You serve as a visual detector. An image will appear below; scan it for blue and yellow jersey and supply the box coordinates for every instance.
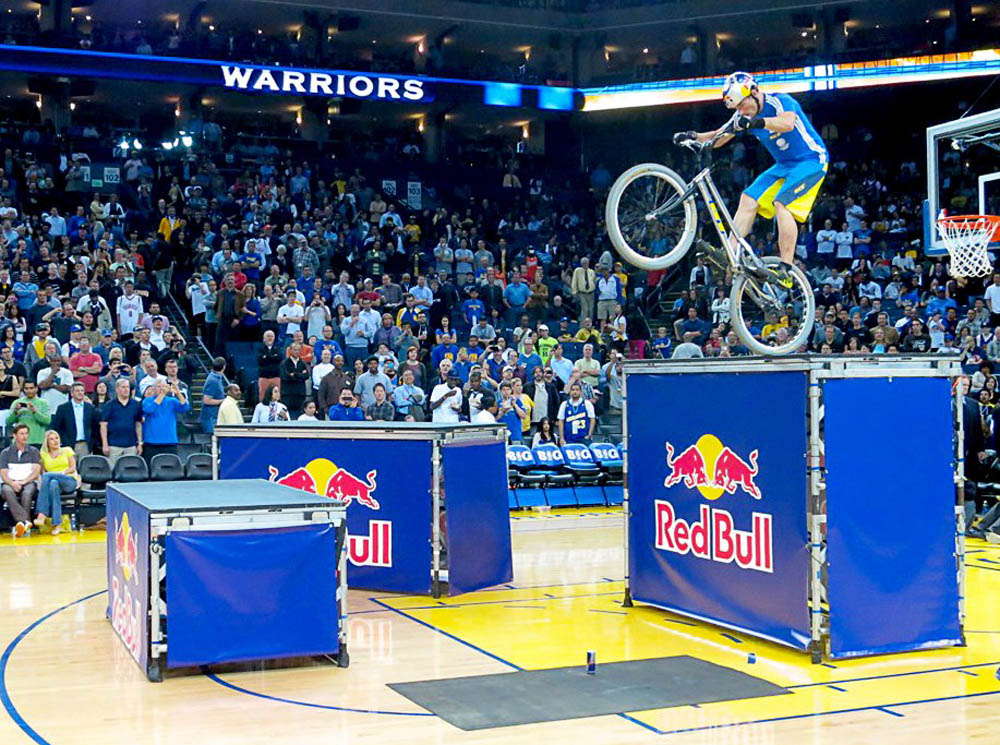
[748,93,827,166]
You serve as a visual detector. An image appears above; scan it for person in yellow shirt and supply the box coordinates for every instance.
[760,311,789,341]
[511,377,534,439]
[216,384,245,426]
[157,206,185,242]
[37,430,81,535]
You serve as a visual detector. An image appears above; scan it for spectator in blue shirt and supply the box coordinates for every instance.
[327,388,365,421]
[200,357,228,434]
[100,377,144,465]
[431,338,459,369]
[650,326,673,359]
[504,271,531,323]
[13,272,39,311]
[461,287,487,327]
[678,307,710,346]
[516,338,543,379]
[927,287,957,317]
[313,325,343,361]
[141,378,189,463]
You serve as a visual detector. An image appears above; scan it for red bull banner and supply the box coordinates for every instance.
[106,487,151,672]
[218,436,434,593]
[626,371,810,649]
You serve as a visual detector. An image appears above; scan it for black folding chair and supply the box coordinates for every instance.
[149,453,185,481]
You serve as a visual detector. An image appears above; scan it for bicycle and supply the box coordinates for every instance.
[604,114,817,356]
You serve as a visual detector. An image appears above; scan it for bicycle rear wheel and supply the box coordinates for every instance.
[605,163,698,271]
[730,258,816,356]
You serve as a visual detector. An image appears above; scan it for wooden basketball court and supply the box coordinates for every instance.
[2,509,999,744]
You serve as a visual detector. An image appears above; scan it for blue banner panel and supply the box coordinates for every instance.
[106,486,150,674]
[218,436,432,593]
[825,378,961,658]
[443,441,513,596]
[165,525,338,667]
[626,372,810,649]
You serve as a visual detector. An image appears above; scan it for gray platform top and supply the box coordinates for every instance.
[214,421,507,441]
[108,478,344,513]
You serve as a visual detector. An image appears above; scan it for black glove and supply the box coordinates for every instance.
[673,131,698,145]
[735,116,766,131]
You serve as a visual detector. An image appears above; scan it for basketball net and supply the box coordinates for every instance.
[936,214,999,278]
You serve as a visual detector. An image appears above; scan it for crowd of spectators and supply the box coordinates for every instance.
[0,84,998,455]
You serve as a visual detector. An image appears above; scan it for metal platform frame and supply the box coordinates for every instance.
[620,355,965,661]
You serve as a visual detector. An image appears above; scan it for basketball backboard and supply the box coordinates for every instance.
[924,106,1000,255]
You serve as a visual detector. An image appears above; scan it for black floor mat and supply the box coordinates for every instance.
[388,655,790,730]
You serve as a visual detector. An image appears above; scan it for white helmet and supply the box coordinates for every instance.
[722,71,758,108]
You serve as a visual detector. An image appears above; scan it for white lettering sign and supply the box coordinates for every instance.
[220,65,427,102]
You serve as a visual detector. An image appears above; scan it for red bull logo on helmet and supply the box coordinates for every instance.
[657,434,772,573]
[268,458,380,510]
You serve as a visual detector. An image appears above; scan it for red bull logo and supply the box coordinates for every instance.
[111,513,143,662]
[268,459,390,569]
[664,435,760,500]
[114,512,139,583]
[657,435,771,574]
[269,458,380,510]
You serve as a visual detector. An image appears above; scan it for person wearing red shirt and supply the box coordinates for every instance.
[69,337,103,394]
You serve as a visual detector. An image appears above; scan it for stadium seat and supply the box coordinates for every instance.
[560,443,604,505]
[112,455,149,483]
[185,453,214,480]
[531,444,578,506]
[505,445,547,507]
[589,442,624,505]
[149,453,185,481]
[76,454,113,522]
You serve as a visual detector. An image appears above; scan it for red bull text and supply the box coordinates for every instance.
[269,459,390,568]
[657,436,772,573]
[111,514,143,662]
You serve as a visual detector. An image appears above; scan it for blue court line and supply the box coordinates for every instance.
[977,558,1000,564]
[787,659,1000,690]
[827,685,847,692]
[820,663,838,669]
[588,609,628,616]
[1,589,107,745]
[966,564,1000,572]
[204,670,435,716]
[370,598,524,671]
[957,669,979,676]
[719,633,744,644]
[874,706,905,717]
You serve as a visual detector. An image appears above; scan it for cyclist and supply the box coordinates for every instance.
[675,72,828,287]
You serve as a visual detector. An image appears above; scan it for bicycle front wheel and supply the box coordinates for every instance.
[730,258,816,356]
[605,163,698,271]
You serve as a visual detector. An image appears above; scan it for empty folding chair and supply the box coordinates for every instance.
[149,453,185,482]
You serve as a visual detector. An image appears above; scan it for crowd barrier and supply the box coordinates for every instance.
[623,355,965,660]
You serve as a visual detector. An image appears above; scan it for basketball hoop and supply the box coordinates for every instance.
[936,214,999,278]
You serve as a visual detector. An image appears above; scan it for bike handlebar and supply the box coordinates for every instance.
[676,111,741,153]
